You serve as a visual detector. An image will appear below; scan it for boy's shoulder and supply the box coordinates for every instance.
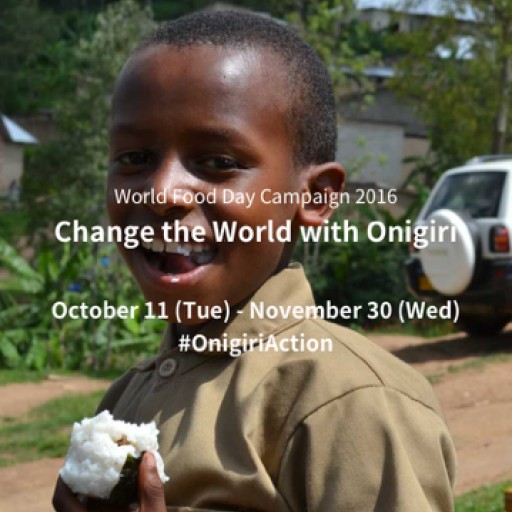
[233,263,442,416]
[289,317,441,413]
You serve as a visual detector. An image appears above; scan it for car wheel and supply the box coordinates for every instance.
[457,313,511,337]
[420,209,479,295]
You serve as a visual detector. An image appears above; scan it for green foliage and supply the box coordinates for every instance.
[0,390,105,467]
[0,0,62,114]
[23,0,155,230]
[0,239,165,371]
[0,210,29,245]
[455,481,512,512]
[388,0,512,161]
[287,0,381,102]
[0,370,46,386]
[39,0,294,21]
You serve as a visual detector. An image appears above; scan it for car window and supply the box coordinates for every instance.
[425,171,506,218]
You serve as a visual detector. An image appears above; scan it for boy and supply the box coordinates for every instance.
[53,10,457,512]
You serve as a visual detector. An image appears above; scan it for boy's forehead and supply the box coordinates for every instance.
[110,44,296,168]
[113,44,289,114]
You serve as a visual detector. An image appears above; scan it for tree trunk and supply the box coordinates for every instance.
[299,0,310,23]
[492,19,512,154]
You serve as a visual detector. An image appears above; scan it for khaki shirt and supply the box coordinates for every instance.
[98,264,457,512]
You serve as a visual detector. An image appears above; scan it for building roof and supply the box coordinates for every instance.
[355,0,478,22]
[340,87,427,137]
[1,115,38,144]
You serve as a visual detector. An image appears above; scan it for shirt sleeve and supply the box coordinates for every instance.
[276,386,457,512]
[94,370,136,414]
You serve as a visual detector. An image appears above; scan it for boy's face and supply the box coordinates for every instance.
[108,45,305,323]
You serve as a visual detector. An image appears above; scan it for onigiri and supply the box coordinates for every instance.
[60,411,169,505]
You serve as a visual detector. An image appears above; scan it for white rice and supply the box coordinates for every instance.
[60,411,169,499]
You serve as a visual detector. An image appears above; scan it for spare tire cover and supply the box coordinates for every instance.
[419,209,476,295]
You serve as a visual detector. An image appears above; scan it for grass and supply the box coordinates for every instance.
[0,369,46,386]
[427,352,512,384]
[455,481,512,512]
[0,390,104,467]
[0,368,123,386]
[446,353,512,375]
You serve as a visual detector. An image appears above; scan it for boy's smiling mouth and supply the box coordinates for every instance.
[141,239,217,275]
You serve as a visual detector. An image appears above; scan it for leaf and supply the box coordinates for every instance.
[0,340,21,368]
[0,238,42,287]
[26,340,47,371]
[0,277,42,295]
[122,315,140,335]
[0,304,34,329]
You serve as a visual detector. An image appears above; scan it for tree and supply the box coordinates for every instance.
[24,0,155,231]
[0,0,62,114]
[388,0,512,166]
[287,0,381,100]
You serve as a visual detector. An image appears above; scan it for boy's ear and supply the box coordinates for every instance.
[297,162,345,226]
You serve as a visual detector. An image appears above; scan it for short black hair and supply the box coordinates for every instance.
[136,10,337,167]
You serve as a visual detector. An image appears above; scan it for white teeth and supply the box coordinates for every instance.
[143,238,213,258]
[166,241,179,252]
[175,244,190,256]
[152,239,164,252]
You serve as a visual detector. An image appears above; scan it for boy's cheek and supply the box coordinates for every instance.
[105,190,123,225]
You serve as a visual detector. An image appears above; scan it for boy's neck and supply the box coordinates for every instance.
[174,261,292,338]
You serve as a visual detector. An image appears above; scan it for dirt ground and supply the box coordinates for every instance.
[0,374,110,419]
[0,330,511,512]
[0,375,110,512]
[375,328,512,494]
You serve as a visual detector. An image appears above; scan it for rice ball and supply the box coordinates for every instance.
[60,411,169,503]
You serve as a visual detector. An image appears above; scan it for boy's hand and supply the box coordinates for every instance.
[136,452,167,512]
[52,452,166,512]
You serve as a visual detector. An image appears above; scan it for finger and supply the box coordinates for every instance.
[52,476,87,512]
[138,452,166,512]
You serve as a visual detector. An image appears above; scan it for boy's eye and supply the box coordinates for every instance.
[115,151,154,167]
[196,155,247,172]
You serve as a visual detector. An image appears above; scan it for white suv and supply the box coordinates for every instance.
[405,156,512,336]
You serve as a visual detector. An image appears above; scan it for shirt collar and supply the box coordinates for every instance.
[160,263,315,357]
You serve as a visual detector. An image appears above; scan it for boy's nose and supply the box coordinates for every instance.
[145,157,197,217]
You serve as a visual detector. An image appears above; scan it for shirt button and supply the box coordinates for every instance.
[159,358,177,378]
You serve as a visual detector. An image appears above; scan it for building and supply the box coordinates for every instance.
[337,0,479,194]
[0,115,38,202]
[337,73,429,190]
[355,0,477,32]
